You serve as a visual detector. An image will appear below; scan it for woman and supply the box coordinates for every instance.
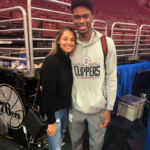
[41,27,76,150]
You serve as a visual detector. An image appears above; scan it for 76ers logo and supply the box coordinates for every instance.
[0,84,25,130]
[82,57,91,65]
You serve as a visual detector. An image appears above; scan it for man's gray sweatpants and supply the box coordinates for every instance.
[68,106,106,150]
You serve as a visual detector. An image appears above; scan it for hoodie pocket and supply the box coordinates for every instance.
[75,89,107,113]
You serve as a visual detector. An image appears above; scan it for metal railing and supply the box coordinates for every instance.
[28,0,73,71]
[111,22,139,59]
[93,20,107,35]
[44,1,107,35]
[1,0,148,75]
[27,0,107,69]
[0,0,149,80]
[44,0,71,6]
[0,6,30,71]
[135,25,150,59]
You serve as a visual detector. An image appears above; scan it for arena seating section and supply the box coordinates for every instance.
[0,0,150,35]
[0,0,150,63]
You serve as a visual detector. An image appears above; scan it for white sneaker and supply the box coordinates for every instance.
[61,141,65,146]
[17,63,26,70]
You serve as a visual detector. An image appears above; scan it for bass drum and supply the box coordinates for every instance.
[0,68,48,149]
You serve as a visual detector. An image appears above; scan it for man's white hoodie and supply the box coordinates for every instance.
[70,28,117,114]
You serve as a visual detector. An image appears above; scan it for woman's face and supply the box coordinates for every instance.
[58,30,76,55]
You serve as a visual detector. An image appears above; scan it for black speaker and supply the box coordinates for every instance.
[132,70,150,97]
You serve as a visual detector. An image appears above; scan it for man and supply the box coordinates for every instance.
[69,0,117,150]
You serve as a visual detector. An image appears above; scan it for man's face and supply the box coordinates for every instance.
[73,6,94,35]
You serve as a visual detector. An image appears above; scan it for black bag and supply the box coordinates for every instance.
[23,108,47,139]
[23,80,48,139]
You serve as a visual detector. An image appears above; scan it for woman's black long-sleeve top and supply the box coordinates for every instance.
[41,48,73,124]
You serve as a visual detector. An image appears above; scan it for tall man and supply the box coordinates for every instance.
[69,0,117,149]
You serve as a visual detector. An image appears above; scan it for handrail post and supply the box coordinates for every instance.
[111,22,139,59]
[135,25,150,59]
[27,0,35,76]
[93,20,107,36]
[0,6,30,72]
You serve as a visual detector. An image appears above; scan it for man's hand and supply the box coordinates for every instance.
[47,123,56,136]
[100,110,111,128]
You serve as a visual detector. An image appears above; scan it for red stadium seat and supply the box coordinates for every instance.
[141,16,149,21]
[126,19,136,24]
[59,14,67,18]
[64,10,72,14]
[111,16,118,22]
[40,15,48,27]
[96,29,105,35]
[118,18,127,23]
[31,13,40,28]
[49,12,58,17]
[141,20,149,24]
[0,4,9,8]
[145,32,150,44]
[37,11,46,16]
[102,10,108,16]
[139,29,146,44]
[112,30,123,45]
[133,15,140,21]
[104,19,115,28]
[32,20,40,28]
[12,11,23,24]
[0,12,10,19]
[51,16,66,21]
[145,22,150,25]
[67,18,73,22]
[40,15,47,19]
[93,22,102,27]
[51,16,67,31]
[63,24,76,30]
[95,15,104,20]
[9,2,18,7]
[58,23,76,30]
[122,30,136,44]
[107,10,114,16]
[0,5,10,19]
[3,0,11,2]
[104,16,111,20]
[125,15,133,20]
[107,27,111,37]
[42,22,57,38]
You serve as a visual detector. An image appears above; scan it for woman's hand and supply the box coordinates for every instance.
[46,123,56,136]
[40,86,42,91]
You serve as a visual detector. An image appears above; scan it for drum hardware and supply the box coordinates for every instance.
[23,126,30,147]
[0,115,8,134]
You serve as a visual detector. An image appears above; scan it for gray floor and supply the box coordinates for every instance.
[0,116,147,150]
[0,133,71,150]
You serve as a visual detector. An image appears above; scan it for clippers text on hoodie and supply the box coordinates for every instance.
[74,57,100,79]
